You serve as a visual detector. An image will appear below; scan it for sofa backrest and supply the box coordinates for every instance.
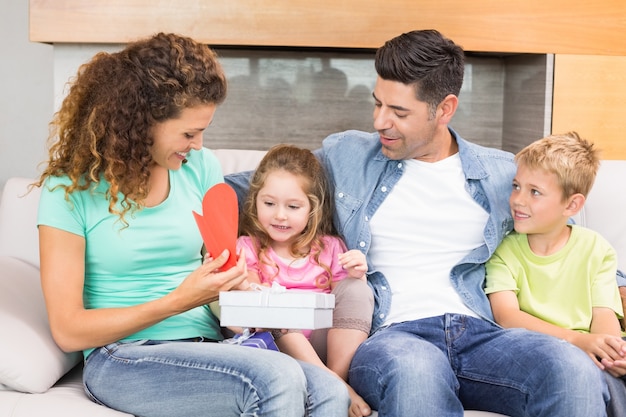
[0,177,41,268]
[572,160,626,272]
[211,148,266,175]
[0,153,623,273]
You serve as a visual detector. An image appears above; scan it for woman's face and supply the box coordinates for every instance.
[150,104,217,170]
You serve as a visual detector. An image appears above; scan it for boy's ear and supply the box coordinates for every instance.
[564,193,586,216]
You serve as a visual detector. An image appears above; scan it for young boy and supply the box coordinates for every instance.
[485,132,626,416]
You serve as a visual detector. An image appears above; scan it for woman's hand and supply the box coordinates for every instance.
[204,247,254,290]
[171,249,249,311]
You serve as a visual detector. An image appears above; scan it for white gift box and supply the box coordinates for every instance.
[219,289,335,329]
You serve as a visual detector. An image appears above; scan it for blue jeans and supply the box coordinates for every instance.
[605,372,626,417]
[83,339,349,417]
[348,314,608,417]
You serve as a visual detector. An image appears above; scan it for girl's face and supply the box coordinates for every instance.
[256,169,311,253]
[150,104,216,171]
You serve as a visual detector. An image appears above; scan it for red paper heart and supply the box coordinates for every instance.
[193,183,239,271]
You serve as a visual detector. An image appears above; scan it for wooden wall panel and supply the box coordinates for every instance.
[30,0,626,55]
[552,54,626,160]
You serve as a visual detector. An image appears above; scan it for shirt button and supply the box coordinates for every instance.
[359,241,366,248]
[338,192,344,198]
[379,314,385,319]
[381,186,388,193]
[397,163,402,169]
[381,286,387,291]
[365,216,369,222]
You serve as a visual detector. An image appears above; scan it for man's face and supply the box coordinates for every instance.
[372,77,446,162]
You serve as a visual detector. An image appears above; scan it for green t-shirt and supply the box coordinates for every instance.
[38,148,225,357]
[485,225,622,333]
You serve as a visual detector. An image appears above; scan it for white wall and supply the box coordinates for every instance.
[0,1,53,192]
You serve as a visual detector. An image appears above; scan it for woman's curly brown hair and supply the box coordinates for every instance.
[35,32,227,225]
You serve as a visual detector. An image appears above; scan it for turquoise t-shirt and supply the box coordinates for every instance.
[37,148,225,357]
[485,225,622,333]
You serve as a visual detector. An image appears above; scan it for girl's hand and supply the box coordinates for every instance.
[338,250,367,280]
[347,384,372,417]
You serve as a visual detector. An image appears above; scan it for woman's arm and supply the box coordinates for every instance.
[39,225,248,352]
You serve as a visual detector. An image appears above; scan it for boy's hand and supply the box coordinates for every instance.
[338,250,368,280]
[601,337,626,377]
[572,332,625,370]
[603,359,626,377]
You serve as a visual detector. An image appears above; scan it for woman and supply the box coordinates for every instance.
[35,32,348,417]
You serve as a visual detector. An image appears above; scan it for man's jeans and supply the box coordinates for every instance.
[605,368,626,417]
[349,314,608,417]
[83,339,349,416]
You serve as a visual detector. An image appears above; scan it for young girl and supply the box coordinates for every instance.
[239,144,374,417]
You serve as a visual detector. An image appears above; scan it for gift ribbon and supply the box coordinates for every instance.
[249,282,287,306]
[225,328,254,345]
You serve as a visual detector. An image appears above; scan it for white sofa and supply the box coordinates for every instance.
[1,148,624,417]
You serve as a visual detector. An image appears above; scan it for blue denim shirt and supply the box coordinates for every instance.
[313,128,516,332]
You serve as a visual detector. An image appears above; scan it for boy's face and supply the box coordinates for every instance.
[509,163,571,235]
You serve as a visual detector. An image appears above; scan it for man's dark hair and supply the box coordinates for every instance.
[375,29,465,114]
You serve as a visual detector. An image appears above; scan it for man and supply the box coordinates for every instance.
[227,29,608,416]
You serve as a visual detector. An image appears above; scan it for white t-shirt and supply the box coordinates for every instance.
[369,154,488,325]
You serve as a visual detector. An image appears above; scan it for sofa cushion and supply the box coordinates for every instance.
[0,364,134,416]
[0,256,81,393]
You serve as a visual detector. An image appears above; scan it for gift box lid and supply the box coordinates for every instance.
[219,290,335,309]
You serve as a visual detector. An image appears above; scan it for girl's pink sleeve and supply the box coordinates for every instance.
[322,236,348,282]
[236,236,261,275]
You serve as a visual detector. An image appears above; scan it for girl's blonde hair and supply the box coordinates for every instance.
[35,33,227,226]
[240,144,336,288]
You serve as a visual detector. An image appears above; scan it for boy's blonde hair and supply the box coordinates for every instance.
[515,132,600,199]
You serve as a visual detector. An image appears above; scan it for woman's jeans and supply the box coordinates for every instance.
[83,339,349,417]
[349,314,609,417]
